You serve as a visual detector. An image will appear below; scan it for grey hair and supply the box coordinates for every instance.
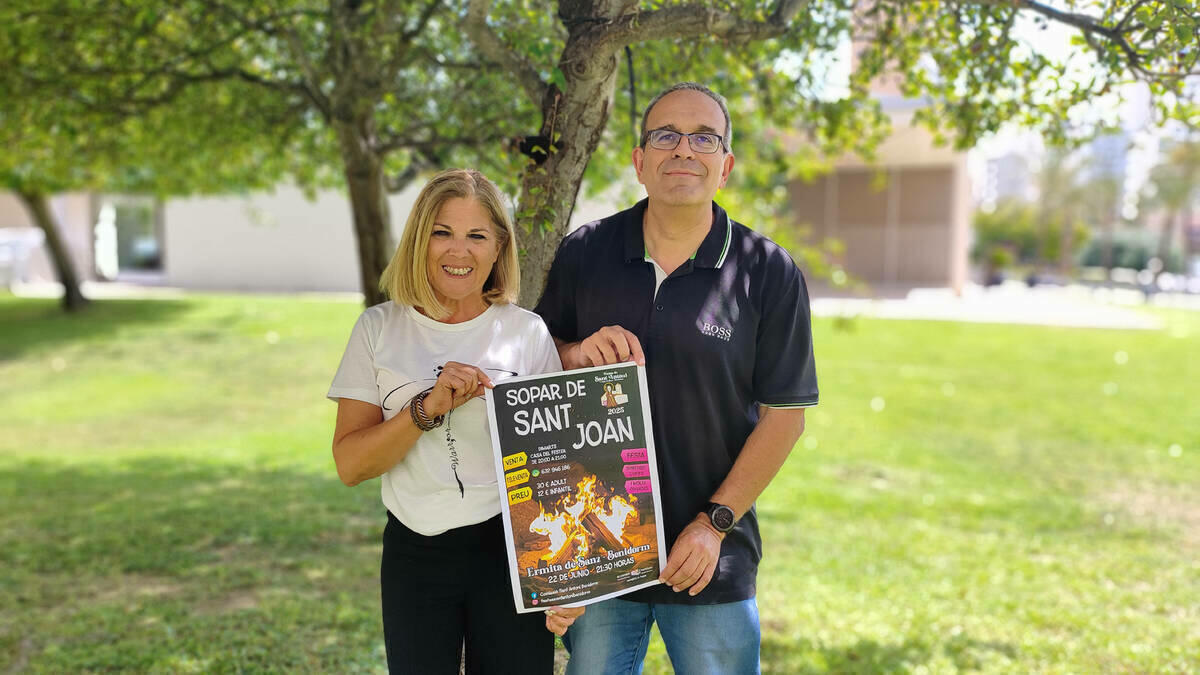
[639,82,732,152]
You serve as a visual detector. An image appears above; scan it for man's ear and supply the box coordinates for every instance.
[632,146,645,183]
[718,151,735,189]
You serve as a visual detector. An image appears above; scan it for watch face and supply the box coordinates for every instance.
[711,505,735,531]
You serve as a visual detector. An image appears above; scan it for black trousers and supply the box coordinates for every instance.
[381,512,554,674]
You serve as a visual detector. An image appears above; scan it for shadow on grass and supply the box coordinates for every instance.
[762,632,1018,673]
[0,456,388,673]
[0,297,193,360]
[0,455,1027,673]
[0,455,384,576]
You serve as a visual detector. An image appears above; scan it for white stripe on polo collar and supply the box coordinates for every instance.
[642,212,732,271]
[714,214,732,268]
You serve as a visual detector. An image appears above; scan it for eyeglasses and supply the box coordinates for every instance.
[643,128,726,154]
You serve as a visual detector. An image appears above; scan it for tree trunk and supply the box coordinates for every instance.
[1101,213,1116,273]
[1034,208,1051,273]
[515,20,626,308]
[1155,209,1179,277]
[15,190,89,312]
[1057,210,1075,276]
[336,119,393,308]
[1184,204,1196,265]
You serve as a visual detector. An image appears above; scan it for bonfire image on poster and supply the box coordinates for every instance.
[485,363,666,613]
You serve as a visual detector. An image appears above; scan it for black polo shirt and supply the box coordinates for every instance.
[535,199,818,605]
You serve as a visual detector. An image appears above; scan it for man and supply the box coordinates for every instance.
[534,82,819,674]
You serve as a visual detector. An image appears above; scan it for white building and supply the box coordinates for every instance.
[0,181,626,295]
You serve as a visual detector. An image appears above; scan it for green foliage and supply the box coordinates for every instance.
[868,1,1199,147]
[4,0,1199,303]
[8,0,1199,196]
[1144,136,1200,219]
[0,13,319,198]
[973,203,1039,263]
[973,200,1089,266]
[1,1,536,197]
[2,294,1198,672]
[1078,229,1186,272]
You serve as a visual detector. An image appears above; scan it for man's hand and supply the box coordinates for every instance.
[544,605,585,636]
[659,514,724,596]
[560,325,645,369]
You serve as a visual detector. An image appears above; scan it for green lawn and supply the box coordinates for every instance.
[1,294,1196,673]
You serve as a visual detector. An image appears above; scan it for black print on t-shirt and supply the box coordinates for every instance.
[380,367,519,411]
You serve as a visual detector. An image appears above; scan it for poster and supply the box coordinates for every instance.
[485,363,666,613]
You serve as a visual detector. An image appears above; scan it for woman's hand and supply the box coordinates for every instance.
[422,362,493,417]
[544,606,585,636]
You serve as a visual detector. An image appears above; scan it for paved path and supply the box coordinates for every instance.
[11,279,1197,331]
[10,280,362,303]
[811,282,1179,330]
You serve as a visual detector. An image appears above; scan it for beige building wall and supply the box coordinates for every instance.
[789,113,971,291]
[792,12,973,292]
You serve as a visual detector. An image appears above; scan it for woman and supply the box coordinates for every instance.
[327,169,579,673]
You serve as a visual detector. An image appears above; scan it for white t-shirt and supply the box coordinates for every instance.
[328,301,562,535]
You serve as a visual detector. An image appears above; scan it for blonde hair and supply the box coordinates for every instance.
[380,169,519,318]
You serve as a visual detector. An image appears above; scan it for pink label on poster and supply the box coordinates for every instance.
[620,448,648,462]
[625,479,652,494]
[622,464,650,478]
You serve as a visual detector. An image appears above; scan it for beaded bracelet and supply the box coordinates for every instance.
[409,389,445,431]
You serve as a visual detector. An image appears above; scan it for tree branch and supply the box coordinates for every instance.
[1116,0,1152,32]
[382,0,446,76]
[20,60,310,122]
[1011,0,1120,38]
[401,0,442,43]
[604,0,812,49]
[376,130,511,155]
[413,47,490,69]
[385,147,440,192]
[972,0,1199,81]
[463,0,548,106]
[274,20,334,121]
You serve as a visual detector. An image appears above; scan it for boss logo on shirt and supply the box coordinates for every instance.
[699,322,733,342]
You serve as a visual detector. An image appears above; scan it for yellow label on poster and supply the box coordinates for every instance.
[503,452,528,470]
[505,468,530,488]
[508,486,532,505]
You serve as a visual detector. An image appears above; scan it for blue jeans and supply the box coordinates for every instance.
[562,597,760,675]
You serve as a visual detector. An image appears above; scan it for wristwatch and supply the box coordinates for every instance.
[704,502,736,534]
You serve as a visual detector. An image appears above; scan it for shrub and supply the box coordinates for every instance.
[1076,229,1185,272]
[973,200,1089,266]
